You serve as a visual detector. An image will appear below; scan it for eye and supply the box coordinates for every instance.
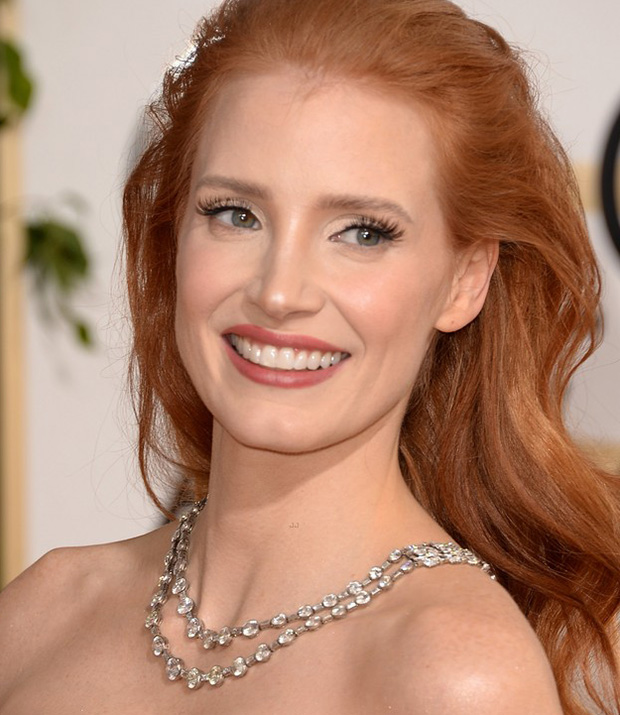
[332,218,403,248]
[338,226,386,247]
[197,200,262,230]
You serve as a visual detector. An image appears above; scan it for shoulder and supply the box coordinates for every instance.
[0,524,173,702]
[368,564,564,714]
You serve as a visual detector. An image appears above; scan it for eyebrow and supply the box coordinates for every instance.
[195,174,415,224]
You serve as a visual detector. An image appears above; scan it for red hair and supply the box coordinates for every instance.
[123,1,620,712]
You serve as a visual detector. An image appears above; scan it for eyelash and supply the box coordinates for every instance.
[340,216,405,245]
[196,197,255,217]
[195,198,405,245]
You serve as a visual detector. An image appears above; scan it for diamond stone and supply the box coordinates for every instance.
[202,630,217,649]
[400,559,414,573]
[145,610,159,628]
[186,617,202,638]
[378,575,392,589]
[176,595,194,615]
[305,615,322,630]
[347,581,363,595]
[322,593,338,608]
[255,644,272,662]
[297,605,314,618]
[206,665,224,687]
[232,656,248,677]
[277,628,296,646]
[152,635,167,656]
[331,604,347,618]
[217,627,233,646]
[369,566,383,580]
[173,558,187,575]
[165,657,183,681]
[388,549,402,562]
[355,590,371,605]
[171,577,187,594]
[271,613,287,627]
[150,592,165,607]
[187,667,203,690]
[242,619,260,637]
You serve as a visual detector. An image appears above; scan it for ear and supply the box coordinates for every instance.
[434,240,499,333]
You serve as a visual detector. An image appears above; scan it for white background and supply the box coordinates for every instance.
[19,0,620,566]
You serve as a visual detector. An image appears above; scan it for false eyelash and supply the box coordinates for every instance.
[196,196,255,216]
[347,215,405,242]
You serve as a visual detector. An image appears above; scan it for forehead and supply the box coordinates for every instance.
[191,71,442,217]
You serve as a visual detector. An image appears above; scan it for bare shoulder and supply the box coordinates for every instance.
[0,523,173,704]
[369,564,563,714]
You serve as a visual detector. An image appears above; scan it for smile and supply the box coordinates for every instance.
[227,334,348,371]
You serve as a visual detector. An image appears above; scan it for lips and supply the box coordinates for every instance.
[222,324,349,387]
[228,334,345,371]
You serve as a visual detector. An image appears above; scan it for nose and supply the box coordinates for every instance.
[244,233,326,321]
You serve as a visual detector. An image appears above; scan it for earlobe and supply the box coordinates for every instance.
[434,240,499,333]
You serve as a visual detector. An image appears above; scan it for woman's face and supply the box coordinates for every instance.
[175,71,485,453]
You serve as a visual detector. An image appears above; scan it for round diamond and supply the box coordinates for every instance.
[271,613,287,627]
[297,605,314,618]
[152,635,167,656]
[176,595,194,615]
[242,619,260,638]
[217,627,232,646]
[322,593,338,608]
[150,592,165,607]
[400,560,414,573]
[369,566,383,580]
[277,628,296,646]
[186,667,203,690]
[165,657,183,681]
[378,575,392,589]
[388,549,402,562]
[186,617,202,638]
[305,615,322,630]
[255,644,272,662]
[202,630,217,649]
[206,665,224,687]
[331,604,347,619]
[171,577,187,594]
[347,581,363,595]
[355,590,371,605]
[232,656,248,677]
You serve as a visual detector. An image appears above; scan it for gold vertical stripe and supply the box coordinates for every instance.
[0,0,25,587]
[574,161,620,213]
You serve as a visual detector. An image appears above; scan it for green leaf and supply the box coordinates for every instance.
[25,219,90,292]
[74,320,93,347]
[0,38,34,115]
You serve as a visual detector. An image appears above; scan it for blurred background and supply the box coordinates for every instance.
[1,0,619,586]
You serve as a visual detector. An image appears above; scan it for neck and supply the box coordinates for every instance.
[183,418,447,627]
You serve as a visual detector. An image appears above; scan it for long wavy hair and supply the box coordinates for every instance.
[123,0,620,712]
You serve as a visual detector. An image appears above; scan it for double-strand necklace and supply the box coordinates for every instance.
[145,498,495,691]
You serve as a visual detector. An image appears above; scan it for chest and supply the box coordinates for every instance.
[2,605,403,715]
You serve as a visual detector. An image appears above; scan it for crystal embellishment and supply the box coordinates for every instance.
[206,665,224,687]
[242,619,260,637]
[255,644,272,662]
[187,667,203,690]
[186,617,202,638]
[232,656,248,677]
[165,657,183,681]
[277,628,296,646]
[322,593,338,608]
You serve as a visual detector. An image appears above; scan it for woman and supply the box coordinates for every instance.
[1,0,618,712]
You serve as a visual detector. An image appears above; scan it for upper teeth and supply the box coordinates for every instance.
[229,334,345,371]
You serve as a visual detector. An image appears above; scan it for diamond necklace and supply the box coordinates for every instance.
[146,498,495,691]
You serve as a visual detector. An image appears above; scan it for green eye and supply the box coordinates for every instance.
[230,208,259,229]
[355,227,382,246]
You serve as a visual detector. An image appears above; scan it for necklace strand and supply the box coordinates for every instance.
[146,499,495,690]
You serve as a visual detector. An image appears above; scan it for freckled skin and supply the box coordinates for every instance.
[0,72,561,715]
